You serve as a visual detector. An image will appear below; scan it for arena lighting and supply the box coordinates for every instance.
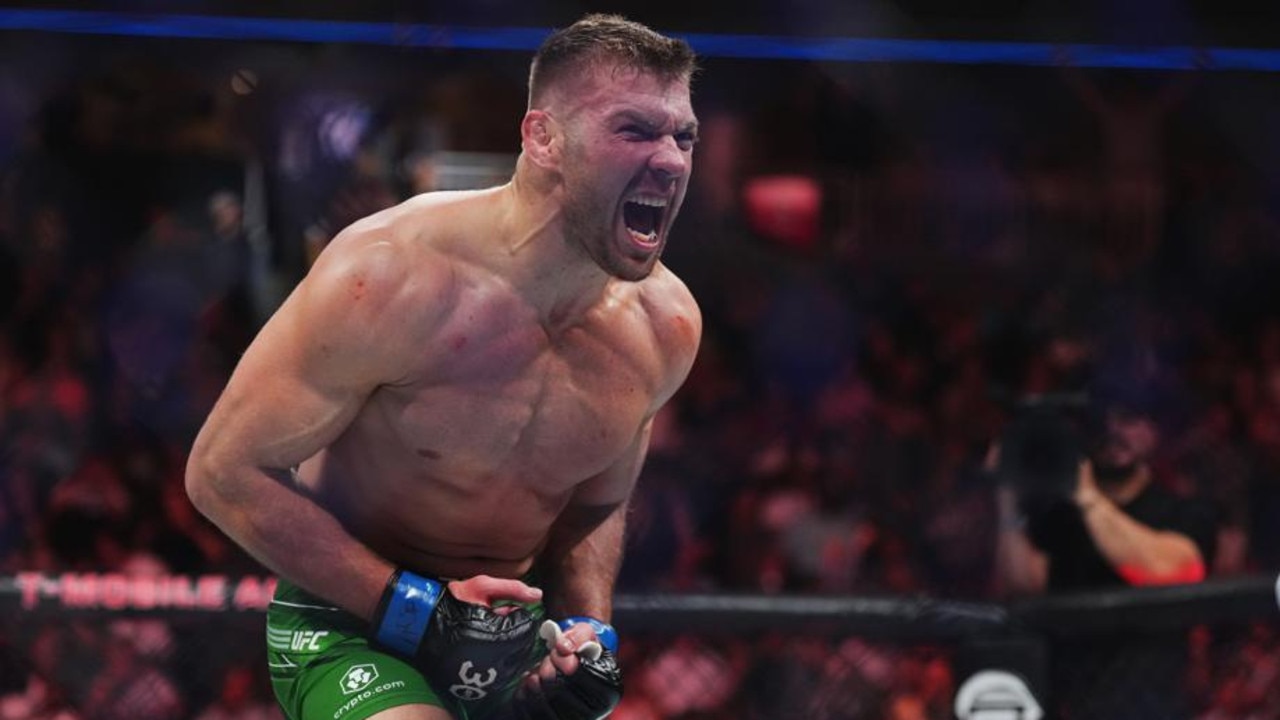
[2,8,1280,70]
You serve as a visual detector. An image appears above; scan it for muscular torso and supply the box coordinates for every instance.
[293,195,693,580]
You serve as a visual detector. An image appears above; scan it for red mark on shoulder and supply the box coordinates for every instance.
[451,335,468,351]
[351,279,367,301]
[672,314,696,340]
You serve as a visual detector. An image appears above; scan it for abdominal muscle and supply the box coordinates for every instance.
[295,442,570,582]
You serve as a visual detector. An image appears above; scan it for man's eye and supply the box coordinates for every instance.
[620,125,652,140]
[676,133,698,151]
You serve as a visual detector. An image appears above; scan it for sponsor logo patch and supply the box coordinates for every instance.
[340,664,379,695]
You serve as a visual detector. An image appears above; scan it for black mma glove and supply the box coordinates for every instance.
[510,618,624,720]
[372,570,541,707]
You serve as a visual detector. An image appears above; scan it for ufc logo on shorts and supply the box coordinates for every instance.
[290,630,330,651]
[449,660,497,701]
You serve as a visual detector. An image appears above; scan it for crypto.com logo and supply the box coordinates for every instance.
[340,664,379,695]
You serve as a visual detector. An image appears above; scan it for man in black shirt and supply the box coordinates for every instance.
[995,392,1217,719]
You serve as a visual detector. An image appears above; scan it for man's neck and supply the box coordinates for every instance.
[500,162,612,329]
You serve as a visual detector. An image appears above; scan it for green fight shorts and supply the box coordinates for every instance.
[266,579,545,720]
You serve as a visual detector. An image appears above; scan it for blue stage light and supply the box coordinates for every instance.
[0,8,1274,71]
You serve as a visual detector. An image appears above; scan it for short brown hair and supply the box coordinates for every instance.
[528,14,697,107]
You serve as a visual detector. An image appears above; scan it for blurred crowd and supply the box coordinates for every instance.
[3,34,1280,719]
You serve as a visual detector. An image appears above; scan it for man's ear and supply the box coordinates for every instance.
[521,110,560,169]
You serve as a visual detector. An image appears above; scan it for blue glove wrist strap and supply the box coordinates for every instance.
[558,616,619,653]
[374,570,443,656]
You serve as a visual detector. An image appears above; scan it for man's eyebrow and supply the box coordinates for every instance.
[607,109,658,127]
[608,110,699,135]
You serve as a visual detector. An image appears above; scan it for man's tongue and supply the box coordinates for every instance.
[623,201,659,238]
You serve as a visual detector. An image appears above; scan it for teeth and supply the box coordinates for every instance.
[629,197,667,208]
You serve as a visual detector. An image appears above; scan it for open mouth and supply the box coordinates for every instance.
[622,197,666,247]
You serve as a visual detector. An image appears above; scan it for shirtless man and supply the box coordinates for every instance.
[185,15,701,720]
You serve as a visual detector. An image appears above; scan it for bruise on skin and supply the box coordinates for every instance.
[416,448,442,460]
[351,278,367,301]
[451,335,468,351]
[672,314,696,342]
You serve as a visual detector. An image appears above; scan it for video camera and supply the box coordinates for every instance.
[995,393,1100,518]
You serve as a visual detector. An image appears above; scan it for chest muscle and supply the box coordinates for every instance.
[362,328,651,489]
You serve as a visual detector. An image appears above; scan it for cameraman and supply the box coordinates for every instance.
[993,392,1217,719]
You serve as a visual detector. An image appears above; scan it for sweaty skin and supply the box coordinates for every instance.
[186,63,701,644]
[296,190,700,580]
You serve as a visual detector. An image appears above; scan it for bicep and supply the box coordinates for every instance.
[194,308,374,475]
[193,237,432,475]
[1119,530,1205,585]
[1151,528,1206,574]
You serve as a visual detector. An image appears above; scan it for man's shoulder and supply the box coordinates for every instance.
[302,205,472,339]
[319,189,507,295]
[343,187,497,246]
[636,265,700,339]
[1129,479,1218,532]
[1134,479,1220,561]
[316,226,454,299]
[1129,479,1191,510]
[397,187,501,221]
[633,265,702,396]
[638,264,699,315]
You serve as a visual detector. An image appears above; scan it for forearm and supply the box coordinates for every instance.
[186,458,394,621]
[993,488,1047,595]
[1078,495,1204,584]
[996,529,1049,595]
[539,502,627,621]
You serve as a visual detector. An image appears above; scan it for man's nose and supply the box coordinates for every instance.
[650,136,689,180]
